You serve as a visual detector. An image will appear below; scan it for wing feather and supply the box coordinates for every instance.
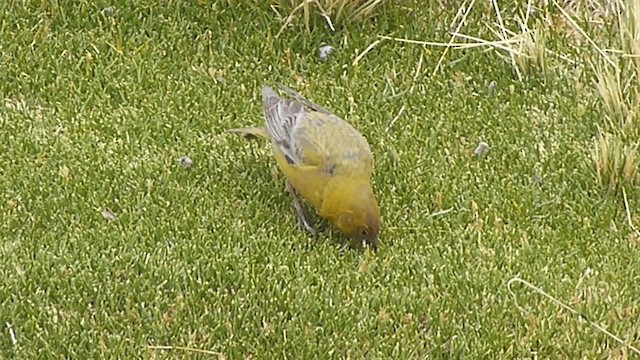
[261,86,372,176]
[262,86,307,164]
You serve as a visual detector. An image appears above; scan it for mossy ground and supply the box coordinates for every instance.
[1,1,639,358]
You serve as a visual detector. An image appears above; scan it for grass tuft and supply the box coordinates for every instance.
[271,0,386,34]
[594,64,633,128]
[592,131,639,189]
[591,0,640,189]
[513,19,547,77]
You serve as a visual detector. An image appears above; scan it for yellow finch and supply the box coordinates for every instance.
[228,85,380,249]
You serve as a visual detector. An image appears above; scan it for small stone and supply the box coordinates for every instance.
[178,156,193,168]
[101,6,116,16]
[488,80,497,94]
[473,141,490,156]
[532,174,543,185]
[319,45,334,62]
[101,209,117,221]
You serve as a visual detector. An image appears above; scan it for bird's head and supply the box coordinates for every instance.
[326,181,381,250]
[337,206,380,250]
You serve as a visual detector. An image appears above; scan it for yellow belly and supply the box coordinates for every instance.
[272,146,330,211]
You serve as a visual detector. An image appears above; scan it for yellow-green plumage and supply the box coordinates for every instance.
[228,85,380,249]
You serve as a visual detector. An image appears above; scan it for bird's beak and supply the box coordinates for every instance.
[363,237,378,252]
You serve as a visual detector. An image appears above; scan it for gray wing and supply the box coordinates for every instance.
[262,86,307,165]
[277,84,332,115]
[262,86,372,175]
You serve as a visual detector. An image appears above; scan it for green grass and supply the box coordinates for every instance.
[1,1,639,358]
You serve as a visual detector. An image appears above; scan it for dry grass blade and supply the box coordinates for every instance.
[272,0,387,34]
[552,0,618,69]
[507,3,547,77]
[592,132,639,189]
[490,0,522,80]
[275,1,309,37]
[515,26,546,75]
[379,1,546,80]
[378,35,521,52]
[617,0,640,89]
[148,345,223,356]
[622,186,640,236]
[622,142,639,183]
[507,277,640,356]
[450,32,523,55]
[352,0,384,19]
[594,63,628,125]
[304,0,311,32]
[432,0,477,76]
[353,39,381,66]
[590,0,640,190]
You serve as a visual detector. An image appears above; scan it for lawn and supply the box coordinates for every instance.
[1,0,639,358]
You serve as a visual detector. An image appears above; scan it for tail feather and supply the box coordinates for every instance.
[228,85,326,159]
[226,126,271,140]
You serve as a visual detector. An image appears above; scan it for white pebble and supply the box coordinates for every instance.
[101,6,116,16]
[178,156,193,168]
[473,142,490,156]
[488,80,497,94]
[101,209,117,221]
[319,45,334,62]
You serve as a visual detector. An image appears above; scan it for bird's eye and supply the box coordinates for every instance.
[360,228,369,236]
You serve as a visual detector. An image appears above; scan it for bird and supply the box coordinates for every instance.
[227,85,381,250]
